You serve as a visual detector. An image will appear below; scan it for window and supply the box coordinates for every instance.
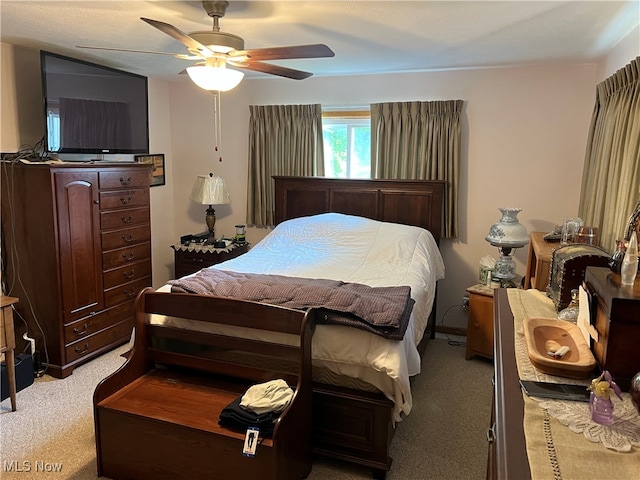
[322,110,371,178]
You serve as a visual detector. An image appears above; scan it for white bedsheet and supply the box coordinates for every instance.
[155,213,445,421]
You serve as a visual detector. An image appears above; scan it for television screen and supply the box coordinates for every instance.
[40,51,149,155]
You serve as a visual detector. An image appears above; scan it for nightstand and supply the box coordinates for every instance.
[465,284,494,360]
[172,242,250,278]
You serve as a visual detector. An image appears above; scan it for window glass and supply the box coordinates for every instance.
[322,111,371,178]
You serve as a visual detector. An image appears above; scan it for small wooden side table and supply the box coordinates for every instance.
[1,296,19,411]
[465,284,495,360]
[172,242,250,278]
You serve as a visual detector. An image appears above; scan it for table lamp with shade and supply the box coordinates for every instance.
[485,207,529,286]
[190,172,230,245]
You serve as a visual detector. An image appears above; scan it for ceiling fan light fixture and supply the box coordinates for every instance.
[186,64,244,91]
[190,31,244,53]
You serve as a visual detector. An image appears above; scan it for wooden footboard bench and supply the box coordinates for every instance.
[93,288,316,480]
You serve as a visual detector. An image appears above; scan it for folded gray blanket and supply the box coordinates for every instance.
[167,269,414,340]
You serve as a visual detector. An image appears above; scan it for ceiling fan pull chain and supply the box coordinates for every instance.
[213,91,223,161]
[218,91,223,161]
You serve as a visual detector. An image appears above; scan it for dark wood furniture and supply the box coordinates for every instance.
[274,176,444,240]
[465,284,494,360]
[1,296,19,411]
[0,162,152,378]
[584,266,640,390]
[524,232,556,291]
[143,177,444,479]
[172,242,250,278]
[272,176,446,477]
[487,289,531,480]
[94,288,316,480]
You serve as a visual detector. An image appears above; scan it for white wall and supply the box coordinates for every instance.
[147,78,176,288]
[3,24,639,326]
[167,63,596,328]
[0,43,43,151]
[166,23,640,328]
[597,24,639,81]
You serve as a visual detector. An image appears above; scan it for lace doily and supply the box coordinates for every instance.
[171,242,242,254]
[508,289,640,452]
[536,395,640,452]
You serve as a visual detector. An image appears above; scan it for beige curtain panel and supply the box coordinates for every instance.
[578,56,640,253]
[370,100,463,238]
[246,104,325,227]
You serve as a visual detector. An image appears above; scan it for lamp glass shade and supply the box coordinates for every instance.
[186,65,244,91]
[190,174,230,206]
[485,208,529,248]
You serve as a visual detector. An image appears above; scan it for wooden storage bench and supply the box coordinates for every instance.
[94,288,316,480]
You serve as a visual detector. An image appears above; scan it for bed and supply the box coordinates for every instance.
[159,177,445,478]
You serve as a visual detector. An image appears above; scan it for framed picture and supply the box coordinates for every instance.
[135,154,165,187]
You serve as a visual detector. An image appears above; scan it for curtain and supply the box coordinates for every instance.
[370,100,463,238]
[246,104,325,227]
[59,98,131,151]
[578,57,640,253]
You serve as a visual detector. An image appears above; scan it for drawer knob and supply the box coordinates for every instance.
[121,215,134,224]
[119,176,132,186]
[121,234,135,244]
[73,323,89,336]
[123,269,135,279]
[123,288,137,298]
[122,252,135,261]
[120,196,133,205]
[74,343,90,355]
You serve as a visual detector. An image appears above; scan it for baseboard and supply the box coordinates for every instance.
[435,325,467,337]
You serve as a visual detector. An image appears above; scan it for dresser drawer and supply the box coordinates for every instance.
[103,260,152,289]
[65,318,133,363]
[103,243,151,270]
[104,276,151,308]
[99,170,151,189]
[99,188,150,210]
[102,225,151,251]
[101,207,150,230]
[64,300,134,343]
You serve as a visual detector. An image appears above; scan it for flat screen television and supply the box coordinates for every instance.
[40,50,149,155]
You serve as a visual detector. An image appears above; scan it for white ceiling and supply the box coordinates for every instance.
[1,1,639,82]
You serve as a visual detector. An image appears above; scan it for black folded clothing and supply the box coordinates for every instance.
[218,396,278,436]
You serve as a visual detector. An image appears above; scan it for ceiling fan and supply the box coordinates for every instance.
[77,0,334,90]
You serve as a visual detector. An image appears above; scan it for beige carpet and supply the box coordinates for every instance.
[0,339,493,479]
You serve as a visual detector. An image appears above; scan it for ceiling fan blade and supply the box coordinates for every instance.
[76,45,198,60]
[230,44,334,62]
[141,17,214,58]
[230,60,313,80]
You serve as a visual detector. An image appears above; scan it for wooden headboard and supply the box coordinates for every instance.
[273,176,446,240]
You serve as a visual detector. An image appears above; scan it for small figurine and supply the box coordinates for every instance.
[588,370,623,425]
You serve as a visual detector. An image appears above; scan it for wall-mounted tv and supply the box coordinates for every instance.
[40,50,149,155]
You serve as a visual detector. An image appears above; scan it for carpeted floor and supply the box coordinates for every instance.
[0,338,494,479]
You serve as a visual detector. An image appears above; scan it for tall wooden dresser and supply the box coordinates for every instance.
[0,162,152,378]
